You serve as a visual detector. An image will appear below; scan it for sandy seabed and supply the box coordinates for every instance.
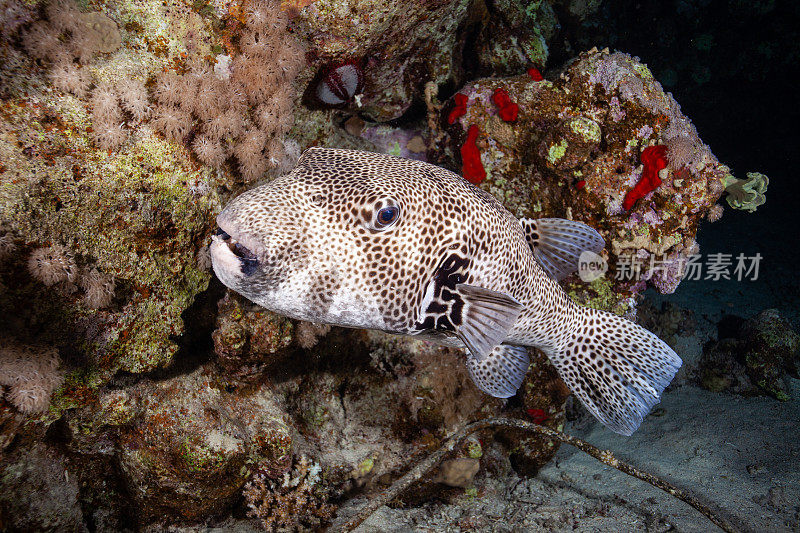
[332,305,800,533]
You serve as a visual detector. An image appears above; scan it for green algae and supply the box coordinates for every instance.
[568,117,602,143]
[547,139,568,164]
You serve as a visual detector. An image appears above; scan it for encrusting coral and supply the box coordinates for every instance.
[0,342,64,414]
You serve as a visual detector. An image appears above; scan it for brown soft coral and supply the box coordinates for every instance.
[92,120,127,150]
[79,267,115,309]
[193,135,228,167]
[243,455,335,532]
[152,106,192,143]
[0,343,64,414]
[117,78,150,121]
[27,245,78,287]
[21,21,61,60]
[49,61,91,98]
[139,0,304,181]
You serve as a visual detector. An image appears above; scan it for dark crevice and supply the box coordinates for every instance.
[110,277,226,387]
[158,276,226,379]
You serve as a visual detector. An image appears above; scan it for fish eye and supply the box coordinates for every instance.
[368,199,401,231]
[377,206,398,226]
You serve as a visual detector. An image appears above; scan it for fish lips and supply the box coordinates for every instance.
[211,219,264,278]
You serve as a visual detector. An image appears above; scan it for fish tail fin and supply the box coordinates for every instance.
[547,307,682,436]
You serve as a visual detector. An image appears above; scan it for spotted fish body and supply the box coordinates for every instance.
[211,148,682,435]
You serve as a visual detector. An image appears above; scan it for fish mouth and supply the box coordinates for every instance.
[212,227,260,276]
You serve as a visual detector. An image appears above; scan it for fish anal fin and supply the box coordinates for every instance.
[466,344,530,398]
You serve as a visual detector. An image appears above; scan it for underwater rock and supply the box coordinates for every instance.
[278,328,567,492]
[438,48,732,314]
[434,457,481,488]
[636,300,697,348]
[294,0,557,122]
[112,368,293,524]
[0,443,85,532]
[212,291,295,385]
[699,309,799,400]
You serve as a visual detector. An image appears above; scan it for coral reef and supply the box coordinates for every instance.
[699,309,800,401]
[145,0,305,182]
[0,0,232,385]
[0,0,758,528]
[437,49,735,313]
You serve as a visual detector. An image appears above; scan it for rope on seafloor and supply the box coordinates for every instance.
[332,417,740,533]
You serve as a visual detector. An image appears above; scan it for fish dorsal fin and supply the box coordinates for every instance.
[519,218,605,281]
[454,284,523,362]
[466,344,530,398]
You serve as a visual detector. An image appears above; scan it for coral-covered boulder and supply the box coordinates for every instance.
[278,328,568,485]
[700,309,800,400]
[739,309,800,386]
[437,49,732,314]
[0,0,305,397]
[64,368,293,524]
[294,0,557,122]
[212,291,295,385]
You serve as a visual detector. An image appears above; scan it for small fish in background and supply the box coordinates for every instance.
[210,148,681,436]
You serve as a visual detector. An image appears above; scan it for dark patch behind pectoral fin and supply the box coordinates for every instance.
[520,218,605,281]
[453,284,523,362]
[467,344,530,398]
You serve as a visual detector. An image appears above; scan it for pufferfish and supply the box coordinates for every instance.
[211,147,681,436]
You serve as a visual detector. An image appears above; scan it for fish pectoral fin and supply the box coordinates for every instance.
[466,344,530,398]
[453,284,523,362]
[520,218,605,281]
